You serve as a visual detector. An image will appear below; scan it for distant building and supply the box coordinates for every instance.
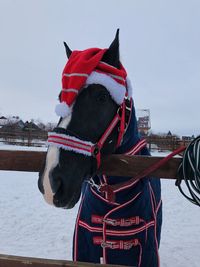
[0,116,7,120]
[0,120,25,132]
[23,121,41,131]
[167,131,172,137]
[0,116,8,128]
[136,109,151,136]
[0,114,47,133]
[182,136,194,141]
[0,115,21,126]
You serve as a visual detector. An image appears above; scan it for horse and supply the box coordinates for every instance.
[38,30,162,267]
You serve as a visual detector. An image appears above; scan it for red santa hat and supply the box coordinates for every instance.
[55,47,132,118]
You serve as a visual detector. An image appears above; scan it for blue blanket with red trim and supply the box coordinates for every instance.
[73,106,162,267]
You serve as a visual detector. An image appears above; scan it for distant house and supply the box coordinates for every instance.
[0,114,48,146]
[23,121,41,132]
[0,120,25,132]
[22,121,47,141]
[167,131,172,137]
[0,117,46,134]
[182,136,194,141]
[0,116,7,120]
[0,115,22,127]
[0,116,8,128]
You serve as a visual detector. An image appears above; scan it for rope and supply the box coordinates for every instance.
[176,136,200,207]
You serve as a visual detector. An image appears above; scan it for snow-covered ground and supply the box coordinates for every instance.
[0,144,199,266]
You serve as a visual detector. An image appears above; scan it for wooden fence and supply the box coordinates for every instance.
[145,135,192,151]
[0,130,47,147]
[0,254,124,267]
[0,130,193,151]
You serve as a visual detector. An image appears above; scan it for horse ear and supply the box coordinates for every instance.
[102,29,120,68]
[63,42,72,58]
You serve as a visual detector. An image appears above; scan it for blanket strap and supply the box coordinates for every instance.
[100,146,186,202]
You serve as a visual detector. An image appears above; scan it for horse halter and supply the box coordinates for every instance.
[47,97,132,169]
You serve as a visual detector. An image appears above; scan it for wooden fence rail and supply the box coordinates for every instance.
[0,254,124,267]
[0,150,182,179]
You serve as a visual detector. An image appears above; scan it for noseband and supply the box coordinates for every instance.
[47,97,132,169]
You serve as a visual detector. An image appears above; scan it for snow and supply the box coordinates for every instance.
[0,144,199,266]
[0,142,47,151]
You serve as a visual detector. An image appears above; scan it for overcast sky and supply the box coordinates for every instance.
[0,0,200,136]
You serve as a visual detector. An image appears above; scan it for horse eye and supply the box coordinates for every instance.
[97,93,109,103]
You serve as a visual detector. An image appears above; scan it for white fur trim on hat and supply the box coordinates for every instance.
[55,102,72,118]
[126,77,133,98]
[86,71,126,105]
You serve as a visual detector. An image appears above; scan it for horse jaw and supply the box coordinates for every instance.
[42,115,71,206]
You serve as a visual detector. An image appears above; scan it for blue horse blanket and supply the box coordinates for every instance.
[73,105,162,267]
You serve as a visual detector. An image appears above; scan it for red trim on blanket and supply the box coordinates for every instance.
[99,139,148,202]
[78,219,155,236]
[149,182,160,267]
[93,236,139,249]
[102,191,142,264]
[156,199,162,214]
[91,215,144,226]
[73,195,85,261]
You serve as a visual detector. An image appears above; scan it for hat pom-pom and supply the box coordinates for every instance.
[55,102,72,118]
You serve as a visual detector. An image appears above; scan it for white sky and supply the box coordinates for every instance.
[0,0,200,136]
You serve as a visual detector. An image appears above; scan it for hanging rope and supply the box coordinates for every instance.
[176,136,200,207]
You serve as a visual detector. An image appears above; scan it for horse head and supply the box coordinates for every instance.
[38,30,133,208]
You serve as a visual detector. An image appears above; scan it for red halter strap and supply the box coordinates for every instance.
[92,101,128,168]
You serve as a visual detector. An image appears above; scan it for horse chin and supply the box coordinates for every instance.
[53,187,82,209]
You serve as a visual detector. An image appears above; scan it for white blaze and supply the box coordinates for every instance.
[43,146,59,205]
[42,115,71,205]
